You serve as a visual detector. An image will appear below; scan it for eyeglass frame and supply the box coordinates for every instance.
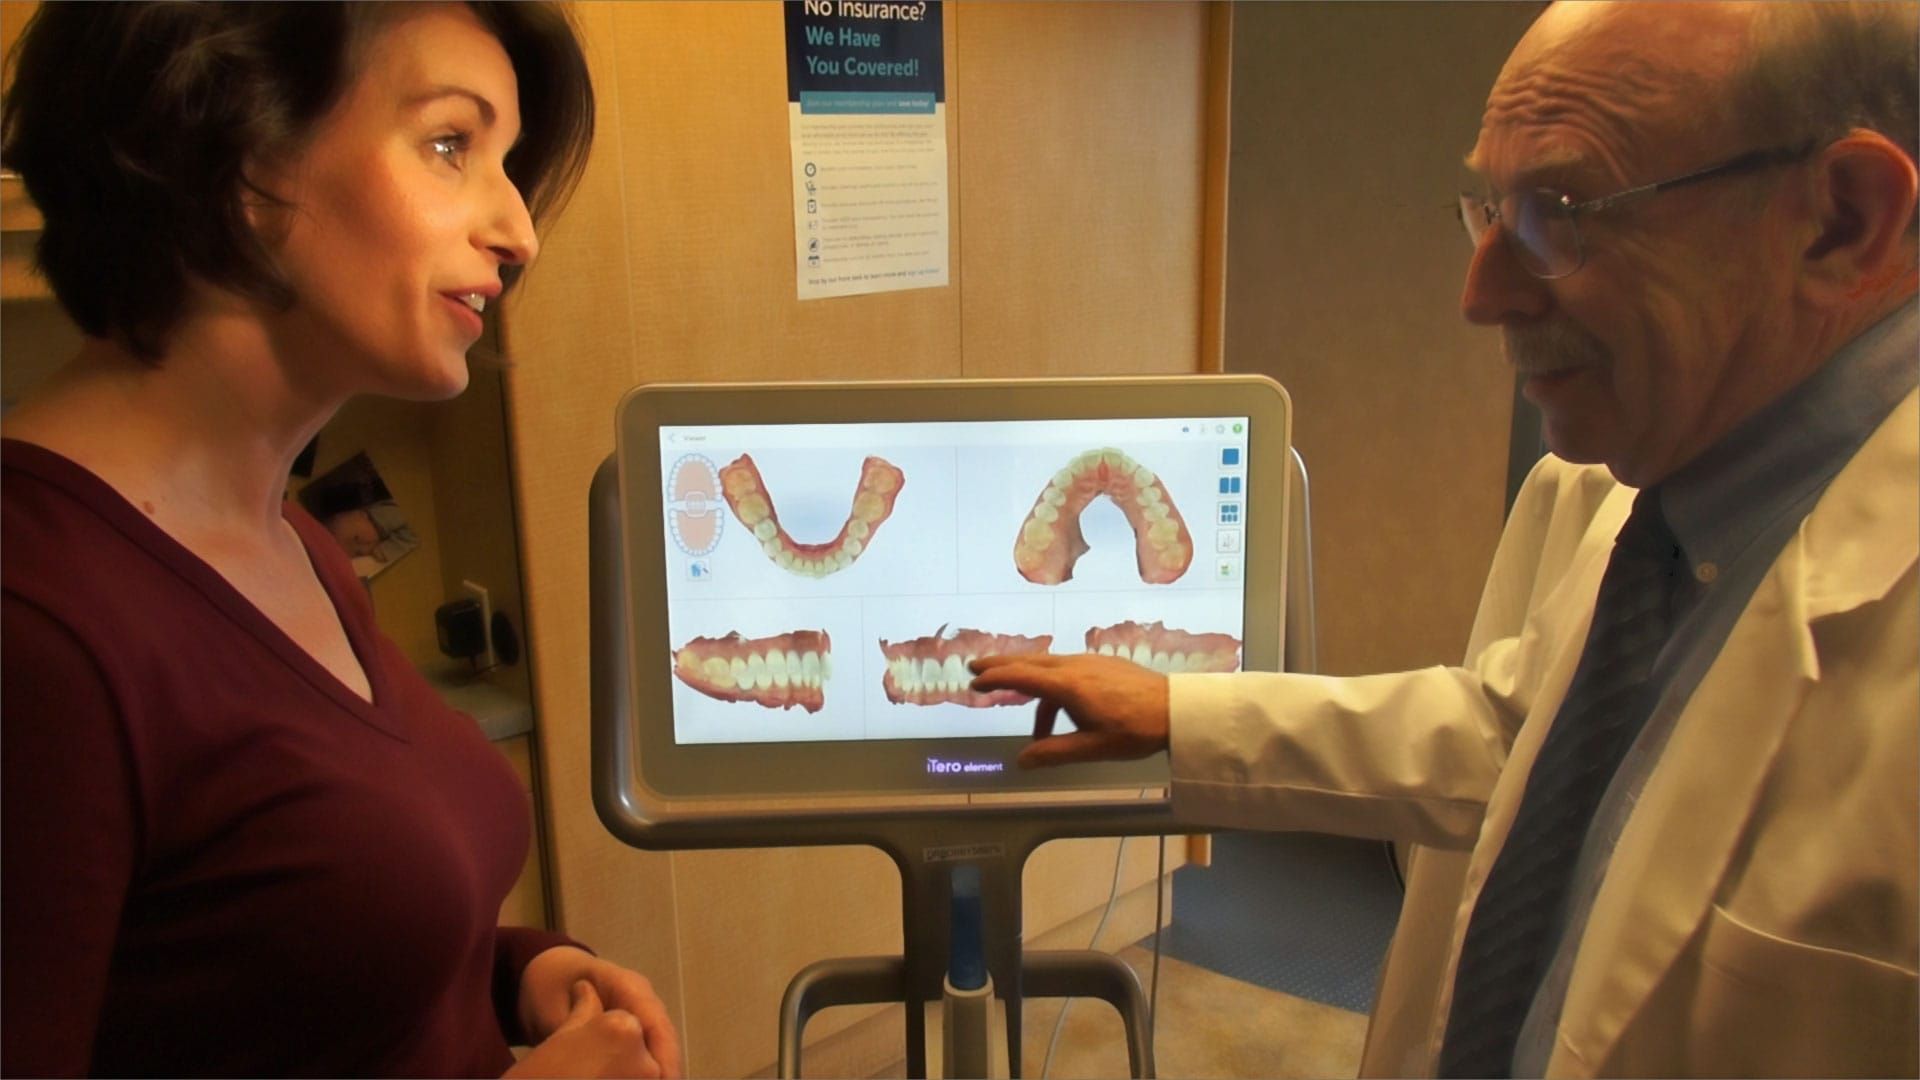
[1457,141,1817,279]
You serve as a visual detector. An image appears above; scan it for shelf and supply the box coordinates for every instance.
[1,171,42,232]
[1,172,49,301]
[422,666,534,743]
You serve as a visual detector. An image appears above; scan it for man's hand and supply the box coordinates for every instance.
[515,946,681,1078]
[969,654,1170,768]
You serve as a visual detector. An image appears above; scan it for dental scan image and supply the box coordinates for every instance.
[659,417,1250,746]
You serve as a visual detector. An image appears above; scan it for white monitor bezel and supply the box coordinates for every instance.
[611,375,1292,802]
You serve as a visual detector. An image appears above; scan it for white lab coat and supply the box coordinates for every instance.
[1167,389,1919,1077]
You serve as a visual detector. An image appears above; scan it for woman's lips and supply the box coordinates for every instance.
[442,293,484,337]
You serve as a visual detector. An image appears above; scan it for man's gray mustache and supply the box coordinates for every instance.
[1504,322,1609,376]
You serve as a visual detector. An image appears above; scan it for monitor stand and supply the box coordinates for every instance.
[591,456,1182,1077]
[771,817,1162,1079]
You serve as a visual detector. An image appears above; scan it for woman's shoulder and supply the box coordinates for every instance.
[1,439,207,653]
[2,437,137,567]
[4,436,154,557]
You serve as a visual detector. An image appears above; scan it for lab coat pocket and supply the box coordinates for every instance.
[1692,902,1917,1078]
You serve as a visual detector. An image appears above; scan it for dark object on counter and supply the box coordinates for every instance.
[436,599,487,660]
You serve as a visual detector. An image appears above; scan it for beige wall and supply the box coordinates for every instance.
[1224,2,1540,676]
[500,4,1224,1076]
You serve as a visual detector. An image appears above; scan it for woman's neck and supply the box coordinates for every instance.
[5,310,344,543]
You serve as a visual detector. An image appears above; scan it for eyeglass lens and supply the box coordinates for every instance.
[1460,190,1584,278]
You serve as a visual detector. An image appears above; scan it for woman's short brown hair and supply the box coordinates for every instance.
[1,2,594,360]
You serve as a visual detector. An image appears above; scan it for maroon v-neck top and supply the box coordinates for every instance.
[1,439,574,1077]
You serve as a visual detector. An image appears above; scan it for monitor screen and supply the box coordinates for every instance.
[607,377,1290,801]
[660,418,1249,746]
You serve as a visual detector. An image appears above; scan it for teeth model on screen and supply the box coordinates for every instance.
[672,629,832,713]
[719,453,904,579]
[1086,620,1241,674]
[879,626,1054,708]
[1012,448,1193,586]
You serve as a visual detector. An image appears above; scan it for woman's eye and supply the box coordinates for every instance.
[429,132,470,167]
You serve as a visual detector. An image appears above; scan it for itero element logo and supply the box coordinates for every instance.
[926,757,1006,775]
[667,454,724,557]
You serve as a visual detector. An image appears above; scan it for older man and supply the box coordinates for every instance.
[973,2,1917,1076]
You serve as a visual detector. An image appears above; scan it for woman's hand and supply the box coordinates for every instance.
[504,980,659,1079]
[970,654,1171,767]
[515,946,682,1078]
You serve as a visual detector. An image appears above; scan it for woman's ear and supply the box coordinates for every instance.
[1798,130,1919,301]
[238,156,293,242]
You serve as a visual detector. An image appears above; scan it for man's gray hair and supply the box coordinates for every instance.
[1736,2,1919,162]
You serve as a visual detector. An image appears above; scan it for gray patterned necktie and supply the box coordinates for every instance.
[1438,488,1684,1078]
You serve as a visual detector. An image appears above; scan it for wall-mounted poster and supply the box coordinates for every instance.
[784,0,948,300]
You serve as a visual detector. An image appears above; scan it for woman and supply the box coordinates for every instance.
[1,4,679,1076]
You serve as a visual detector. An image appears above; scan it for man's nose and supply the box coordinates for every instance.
[1460,225,1551,326]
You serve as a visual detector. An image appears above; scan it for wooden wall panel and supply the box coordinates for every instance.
[0,301,81,408]
[503,4,1225,1074]
[674,845,901,1075]
[956,3,1210,377]
[1200,4,1235,375]
[610,2,963,384]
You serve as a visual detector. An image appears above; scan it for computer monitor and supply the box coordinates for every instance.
[603,375,1292,802]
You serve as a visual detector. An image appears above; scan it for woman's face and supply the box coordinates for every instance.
[259,4,535,402]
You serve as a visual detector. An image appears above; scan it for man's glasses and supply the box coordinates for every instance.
[1457,143,1814,279]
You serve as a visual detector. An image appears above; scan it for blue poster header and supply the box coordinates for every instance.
[785,0,945,104]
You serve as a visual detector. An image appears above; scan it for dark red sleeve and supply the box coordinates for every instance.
[491,926,590,1047]
[1,595,141,1077]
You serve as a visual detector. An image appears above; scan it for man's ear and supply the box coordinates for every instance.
[1799,130,1919,299]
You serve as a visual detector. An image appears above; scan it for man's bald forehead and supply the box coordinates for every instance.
[1509,1,1759,90]
[1467,0,1763,177]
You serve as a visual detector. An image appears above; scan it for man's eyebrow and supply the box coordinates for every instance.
[1461,147,1590,193]
[405,86,497,127]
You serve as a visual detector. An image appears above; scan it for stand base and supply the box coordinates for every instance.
[780,950,1152,1079]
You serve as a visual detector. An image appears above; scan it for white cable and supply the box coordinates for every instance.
[1040,833,1129,1079]
[1040,788,1156,1079]
[1149,834,1165,1061]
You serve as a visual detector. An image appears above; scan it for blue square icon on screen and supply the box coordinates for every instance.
[1221,447,1241,467]
[1217,476,1242,495]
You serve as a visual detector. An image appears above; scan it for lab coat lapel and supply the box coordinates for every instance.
[1547,389,1920,1075]
[1424,483,1635,1066]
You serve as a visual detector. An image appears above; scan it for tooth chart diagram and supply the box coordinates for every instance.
[672,629,833,713]
[665,454,724,556]
[720,453,905,579]
[879,627,1052,708]
[1013,447,1193,586]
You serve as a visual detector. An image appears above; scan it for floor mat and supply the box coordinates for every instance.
[1141,830,1404,1013]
